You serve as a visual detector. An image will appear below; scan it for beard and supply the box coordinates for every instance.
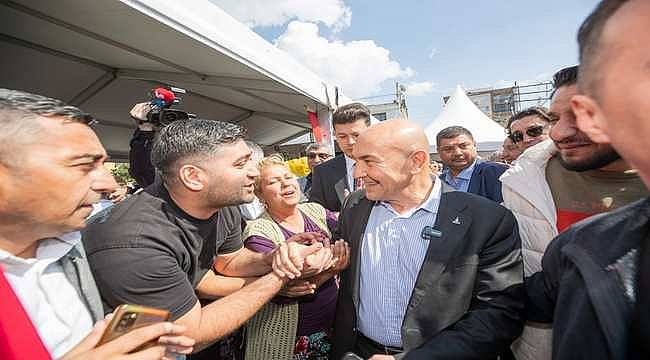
[206,182,255,208]
[558,145,621,172]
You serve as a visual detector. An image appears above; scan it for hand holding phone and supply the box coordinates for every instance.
[61,310,194,360]
[98,304,170,347]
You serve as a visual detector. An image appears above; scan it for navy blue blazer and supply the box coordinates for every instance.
[441,160,508,203]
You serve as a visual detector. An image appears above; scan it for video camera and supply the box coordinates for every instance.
[145,87,196,127]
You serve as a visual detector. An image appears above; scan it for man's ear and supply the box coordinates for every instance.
[178,164,206,191]
[410,149,428,174]
[571,94,611,144]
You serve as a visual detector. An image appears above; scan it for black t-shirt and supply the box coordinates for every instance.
[82,180,243,320]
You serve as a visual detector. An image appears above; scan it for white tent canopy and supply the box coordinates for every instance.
[425,85,506,153]
[0,0,344,160]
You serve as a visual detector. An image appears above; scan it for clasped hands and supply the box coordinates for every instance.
[270,232,350,297]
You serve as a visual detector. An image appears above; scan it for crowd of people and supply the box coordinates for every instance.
[1,0,649,359]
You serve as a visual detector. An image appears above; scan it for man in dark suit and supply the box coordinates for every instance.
[332,119,524,359]
[309,102,371,212]
[437,126,508,203]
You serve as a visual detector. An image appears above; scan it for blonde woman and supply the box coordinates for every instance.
[243,154,349,360]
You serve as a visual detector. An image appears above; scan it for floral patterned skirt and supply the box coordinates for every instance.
[293,329,332,360]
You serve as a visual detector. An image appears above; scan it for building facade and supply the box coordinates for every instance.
[443,82,552,127]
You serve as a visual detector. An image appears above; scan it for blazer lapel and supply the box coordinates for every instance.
[348,196,375,312]
[330,156,350,207]
[405,190,472,316]
[467,161,482,195]
[334,178,348,206]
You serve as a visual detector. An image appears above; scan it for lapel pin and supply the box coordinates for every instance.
[452,217,461,225]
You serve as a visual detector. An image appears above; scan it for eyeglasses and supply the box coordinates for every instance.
[307,152,332,160]
[509,124,546,144]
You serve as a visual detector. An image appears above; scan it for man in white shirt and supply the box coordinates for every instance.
[0,88,194,359]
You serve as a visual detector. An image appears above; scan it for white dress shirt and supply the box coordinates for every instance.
[0,232,94,358]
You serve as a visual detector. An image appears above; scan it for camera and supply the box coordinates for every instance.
[145,87,195,126]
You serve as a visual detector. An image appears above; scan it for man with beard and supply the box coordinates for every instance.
[522,0,650,357]
[500,64,648,360]
[83,119,333,353]
[437,126,508,203]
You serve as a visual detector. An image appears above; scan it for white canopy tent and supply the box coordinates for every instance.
[425,85,506,153]
[0,0,345,160]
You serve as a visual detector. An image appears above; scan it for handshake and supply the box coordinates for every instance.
[270,232,350,297]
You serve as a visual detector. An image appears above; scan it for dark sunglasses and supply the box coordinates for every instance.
[307,152,331,160]
[509,125,545,143]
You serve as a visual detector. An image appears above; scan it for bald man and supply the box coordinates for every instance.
[331,119,524,360]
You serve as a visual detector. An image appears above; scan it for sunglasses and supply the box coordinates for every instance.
[307,152,332,160]
[509,125,545,144]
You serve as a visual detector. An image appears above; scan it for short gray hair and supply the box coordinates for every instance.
[304,142,332,155]
[151,119,246,181]
[0,89,94,163]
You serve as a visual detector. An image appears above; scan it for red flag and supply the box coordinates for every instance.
[307,111,323,143]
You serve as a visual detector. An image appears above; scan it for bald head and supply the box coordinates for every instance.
[358,119,430,156]
[352,119,432,205]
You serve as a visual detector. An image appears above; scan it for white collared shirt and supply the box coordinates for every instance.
[0,232,94,358]
[358,179,442,347]
[345,155,356,191]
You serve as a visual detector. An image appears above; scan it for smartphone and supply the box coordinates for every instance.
[98,304,170,346]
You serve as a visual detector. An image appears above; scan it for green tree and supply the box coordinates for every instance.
[110,163,134,185]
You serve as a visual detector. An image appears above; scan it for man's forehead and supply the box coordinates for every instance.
[440,135,473,145]
[33,118,105,153]
[334,119,368,133]
[551,85,577,107]
[221,139,251,160]
[352,136,376,156]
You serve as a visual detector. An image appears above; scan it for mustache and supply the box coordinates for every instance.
[555,134,593,145]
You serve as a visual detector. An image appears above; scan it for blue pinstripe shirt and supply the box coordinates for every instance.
[442,159,476,192]
[358,179,442,347]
